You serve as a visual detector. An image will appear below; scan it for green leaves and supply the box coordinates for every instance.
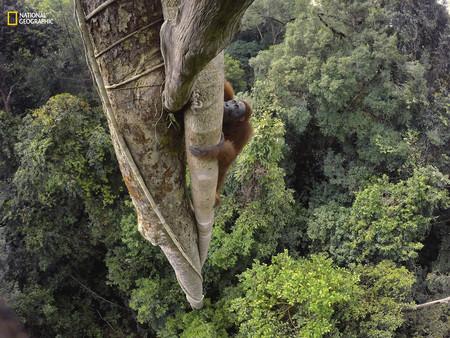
[250,0,450,190]
[231,252,414,338]
[232,252,357,337]
[208,111,295,271]
[2,94,134,336]
[0,110,18,181]
[353,261,414,338]
[308,167,450,265]
[130,278,170,324]
[225,54,247,93]
[2,0,449,336]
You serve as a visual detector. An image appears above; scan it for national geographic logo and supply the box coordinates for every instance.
[6,10,54,26]
[6,11,18,26]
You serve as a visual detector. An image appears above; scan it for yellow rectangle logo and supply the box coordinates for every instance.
[7,11,18,26]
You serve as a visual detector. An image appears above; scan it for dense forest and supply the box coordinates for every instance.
[1,0,449,337]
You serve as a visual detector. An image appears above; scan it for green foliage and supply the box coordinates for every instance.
[2,94,135,336]
[250,0,450,196]
[224,54,246,93]
[225,40,262,90]
[242,0,296,45]
[308,167,449,265]
[402,272,450,338]
[244,5,450,336]
[352,261,415,338]
[231,252,414,338]
[159,92,303,337]
[208,111,296,271]
[160,299,230,338]
[0,0,95,115]
[227,0,298,89]
[130,278,169,324]
[0,110,18,180]
[404,304,450,338]
[105,201,186,332]
[232,252,358,337]
[2,0,450,336]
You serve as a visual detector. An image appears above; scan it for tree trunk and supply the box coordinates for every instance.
[0,88,11,114]
[75,0,253,309]
[161,0,252,267]
[185,54,224,266]
[75,0,204,309]
[161,0,254,112]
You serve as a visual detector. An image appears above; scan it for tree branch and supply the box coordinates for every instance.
[184,53,223,267]
[318,12,353,27]
[69,274,127,309]
[262,15,294,26]
[161,0,253,270]
[413,296,450,310]
[6,83,16,103]
[160,0,254,112]
[317,13,347,38]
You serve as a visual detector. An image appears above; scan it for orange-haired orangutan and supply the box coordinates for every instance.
[190,81,253,205]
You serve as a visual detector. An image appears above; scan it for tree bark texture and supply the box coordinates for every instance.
[74,0,204,309]
[160,0,254,112]
[185,54,224,267]
[75,0,254,309]
[161,0,254,267]
[161,0,224,268]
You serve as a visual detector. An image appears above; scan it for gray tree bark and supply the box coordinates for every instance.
[161,0,254,112]
[161,0,253,267]
[75,0,253,309]
[75,0,203,308]
[184,54,223,267]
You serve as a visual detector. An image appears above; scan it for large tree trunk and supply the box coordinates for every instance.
[161,0,252,267]
[75,0,204,309]
[75,0,253,309]
[184,53,224,267]
[161,0,224,268]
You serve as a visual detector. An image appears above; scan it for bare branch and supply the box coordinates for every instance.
[413,296,450,310]
[69,274,127,309]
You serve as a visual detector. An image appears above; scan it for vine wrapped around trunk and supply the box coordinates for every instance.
[75,0,253,309]
[75,0,204,309]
